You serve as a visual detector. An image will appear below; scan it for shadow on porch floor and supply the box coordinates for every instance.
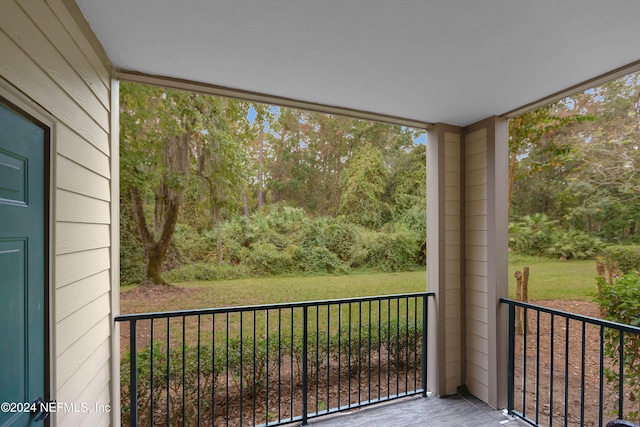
[302,390,528,427]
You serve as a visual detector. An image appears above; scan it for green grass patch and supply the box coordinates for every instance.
[508,256,597,301]
[171,270,427,310]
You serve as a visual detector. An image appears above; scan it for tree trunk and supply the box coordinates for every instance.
[258,126,264,207]
[507,150,517,213]
[242,189,251,218]
[215,206,223,266]
[130,185,180,286]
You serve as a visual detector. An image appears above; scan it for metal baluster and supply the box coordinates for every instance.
[182,317,186,426]
[166,318,171,427]
[507,302,515,415]
[619,330,625,419]
[522,307,527,418]
[302,306,308,425]
[130,319,138,427]
[535,310,540,425]
[422,296,427,398]
[265,310,269,426]
[253,310,257,427]
[564,317,569,427]
[197,315,202,427]
[150,319,155,426]
[599,325,604,427]
[549,314,554,427]
[580,321,586,426]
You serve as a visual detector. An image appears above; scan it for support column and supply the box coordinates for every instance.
[427,123,465,397]
[463,117,508,408]
[427,118,508,407]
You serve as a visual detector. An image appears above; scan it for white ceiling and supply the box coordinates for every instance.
[76,0,640,127]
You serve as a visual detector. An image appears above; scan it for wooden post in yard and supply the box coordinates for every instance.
[523,266,530,334]
[515,270,523,335]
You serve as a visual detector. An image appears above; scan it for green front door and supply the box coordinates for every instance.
[0,101,47,426]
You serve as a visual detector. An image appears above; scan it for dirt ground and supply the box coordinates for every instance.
[512,299,624,426]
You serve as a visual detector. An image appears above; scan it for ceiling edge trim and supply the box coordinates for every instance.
[502,59,640,119]
[61,0,112,73]
[115,69,431,129]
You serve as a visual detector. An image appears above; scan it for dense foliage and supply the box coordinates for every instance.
[595,272,640,421]
[508,214,604,259]
[121,70,640,284]
[159,206,424,283]
[510,72,640,245]
[120,83,426,285]
[601,246,640,274]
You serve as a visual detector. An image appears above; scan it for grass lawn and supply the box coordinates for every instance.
[121,255,599,313]
[122,270,428,313]
[507,255,598,301]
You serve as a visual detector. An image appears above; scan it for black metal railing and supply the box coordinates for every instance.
[502,298,640,427]
[116,292,433,426]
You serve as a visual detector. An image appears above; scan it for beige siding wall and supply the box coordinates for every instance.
[427,124,465,396]
[0,1,113,425]
[443,131,462,392]
[464,128,489,402]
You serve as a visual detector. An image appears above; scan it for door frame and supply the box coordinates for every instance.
[0,78,54,423]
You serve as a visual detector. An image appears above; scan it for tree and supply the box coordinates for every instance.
[565,72,640,240]
[121,82,198,285]
[338,144,389,228]
[194,98,251,264]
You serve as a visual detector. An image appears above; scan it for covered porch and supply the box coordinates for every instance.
[1,1,640,426]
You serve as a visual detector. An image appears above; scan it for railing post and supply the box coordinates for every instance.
[507,302,515,415]
[421,295,428,397]
[302,305,308,426]
[129,319,138,427]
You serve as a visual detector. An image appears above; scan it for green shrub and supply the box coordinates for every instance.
[546,230,604,260]
[380,318,424,369]
[601,245,640,273]
[365,224,421,272]
[596,272,640,421]
[227,337,270,397]
[171,224,217,263]
[397,203,427,264]
[510,214,603,260]
[165,262,250,282]
[508,214,558,257]
[302,216,358,263]
[245,242,295,276]
[297,246,350,275]
[329,323,375,374]
[121,342,224,426]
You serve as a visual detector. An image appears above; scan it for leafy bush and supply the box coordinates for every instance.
[245,242,296,276]
[508,214,557,257]
[297,245,350,275]
[121,343,223,426]
[302,216,358,263]
[227,337,270,396]
[510,214,603,260]
[353,224,421,272]
[329,323,376,374]
[380,317,424,368]
[601,245,640,273]
[596,272,640,421]
[171,224,217,263]
[397,203,427,264]
[165,262,250,282]
[546,230,604,260]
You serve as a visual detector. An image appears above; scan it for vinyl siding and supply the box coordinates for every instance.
[443,131,462,393]
[0,1,113,425]
[465,127,489,402]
